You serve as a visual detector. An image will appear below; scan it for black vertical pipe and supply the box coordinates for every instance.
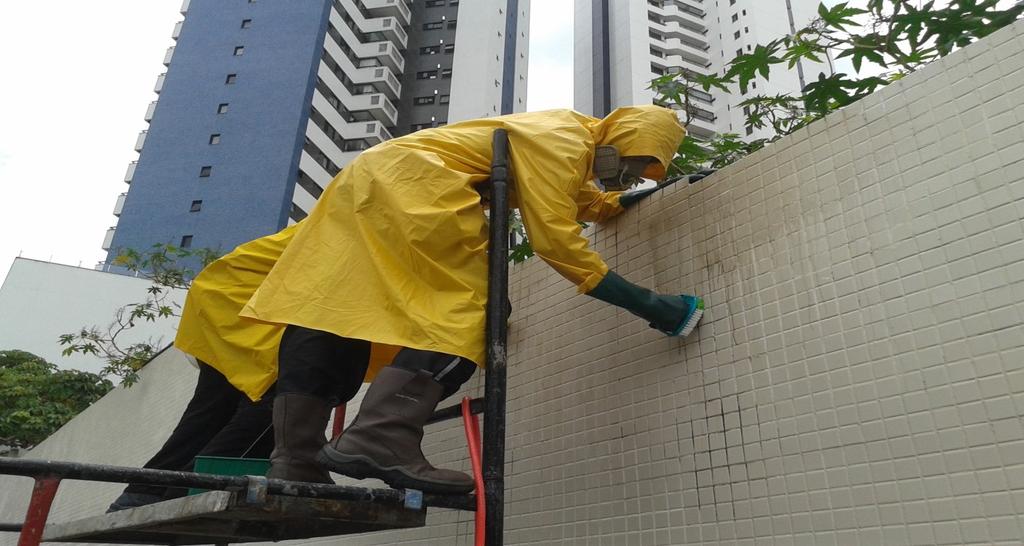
[484,129,510,546]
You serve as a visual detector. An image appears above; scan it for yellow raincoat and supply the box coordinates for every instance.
[174,224,401,400]
[237,106,683,369]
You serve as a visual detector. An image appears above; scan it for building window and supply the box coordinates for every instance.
[450,0,459,5]
[217,103,229,114]
[289,203,308,222]
[650,63,665,75]
[730,0,736,4]
[746,125,754,136]
[747,44,752,51]
[416,70,438,80]
[233,46,245,56]
[180,235,194,248]
[410,123,433,131]
[225,73,237,84]
[743,10,747,15]
[441,68,452,78]
[447,20,457,29]
[731,13,738,22]
[423,21,444,30]
[426,0,445,6]
[241,19,252,29]
[736,48,743,56]
[744,27,749,33]
[734,30,741,39]
[420,45,441,55]
[444,43,455,54]
[439,94,450,104]
[199,166,212,177]
[209,134,221,145]
[414,95,437,105]
[296,170,323,199]
[190,200,202,212]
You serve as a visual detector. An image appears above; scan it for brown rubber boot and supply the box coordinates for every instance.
[317,367,474,494]
[266,393,333,483]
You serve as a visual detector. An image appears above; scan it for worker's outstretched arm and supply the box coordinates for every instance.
[618,169,716,208]
[586,271,703,338]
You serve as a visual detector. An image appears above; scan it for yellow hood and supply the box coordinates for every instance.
[592,105,685,181]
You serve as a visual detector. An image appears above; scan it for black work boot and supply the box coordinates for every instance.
[317,367,474,494]
[266,393,333,483]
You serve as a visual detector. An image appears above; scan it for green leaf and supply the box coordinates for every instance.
[817,2,867,31]
[782,36,825,69]
[835,33,888,73]
[802,72,861,114]
[726,41,784,93]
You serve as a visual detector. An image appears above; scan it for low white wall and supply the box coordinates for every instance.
[1,19,1022,546]
[0,258,184,374]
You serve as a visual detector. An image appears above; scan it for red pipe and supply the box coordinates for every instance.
[461,397,485,546]
[18,477,61,546]
[331,403,347,439]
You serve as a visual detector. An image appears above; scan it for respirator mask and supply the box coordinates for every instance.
[592,146,654,191]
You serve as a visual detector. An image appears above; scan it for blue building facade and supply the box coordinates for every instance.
[106,0,331,261]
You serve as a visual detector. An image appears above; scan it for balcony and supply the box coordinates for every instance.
[328,10,405,74]
[101,227,116,251]
[664,52,712,71]
[372,40,405,74]
[172,21,182,40]
[144,101,157,122]
[658,2,707,33]
[663,38,711,67]
[337,0,408,49]
[324,38,401,99]
[154,73,166,94]
[362,0,411,26]
[312,94,385,141]
[180,0,190,14]
[134,131,148,152]
[163,46,175,66]
[318,62,398,125]
[113,193,127,216]
[124,161,137,183]
[376,17,407,48]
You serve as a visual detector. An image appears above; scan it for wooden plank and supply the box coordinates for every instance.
[42,490,426,544]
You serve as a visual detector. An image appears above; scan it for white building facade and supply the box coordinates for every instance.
[574,0,830,140]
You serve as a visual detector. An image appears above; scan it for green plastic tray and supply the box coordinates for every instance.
[187,456,270,496]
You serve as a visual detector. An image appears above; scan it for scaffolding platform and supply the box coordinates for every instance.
[41,490,426,545]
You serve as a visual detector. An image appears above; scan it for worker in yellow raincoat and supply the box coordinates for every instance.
[193,105,705,494]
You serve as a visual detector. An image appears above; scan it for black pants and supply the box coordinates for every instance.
[277,325,477,405]
[123,362,275,498]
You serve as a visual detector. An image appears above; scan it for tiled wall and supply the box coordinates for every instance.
[2,19,1023,546]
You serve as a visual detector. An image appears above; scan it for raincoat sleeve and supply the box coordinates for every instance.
[509,133,610,294]
[574,179,625,223]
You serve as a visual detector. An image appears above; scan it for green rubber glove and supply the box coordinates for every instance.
[618,169,716,209]
[587,271,704,337]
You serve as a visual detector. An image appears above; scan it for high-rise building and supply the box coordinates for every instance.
[102,0,529,267]
[574,0,831,140]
